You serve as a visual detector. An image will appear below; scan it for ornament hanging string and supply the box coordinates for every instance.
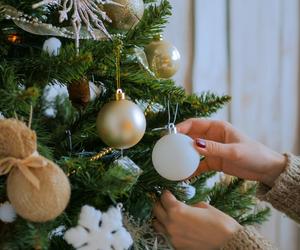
[152,100,179,133]
[114,42,123,90]
[167,99,179,125]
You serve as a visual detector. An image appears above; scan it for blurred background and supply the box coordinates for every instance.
[163,0,300,249]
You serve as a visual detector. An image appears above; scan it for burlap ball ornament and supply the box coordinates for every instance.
[0,119,71,222]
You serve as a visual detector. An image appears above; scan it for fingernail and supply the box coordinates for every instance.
[196,139,206,148]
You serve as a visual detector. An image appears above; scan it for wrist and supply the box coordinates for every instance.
[221,217,242,247]
[262,153,286,187]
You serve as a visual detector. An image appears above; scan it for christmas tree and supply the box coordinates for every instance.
[0,0,270,249]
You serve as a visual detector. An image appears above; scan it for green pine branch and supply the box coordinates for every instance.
[126,0,172,47]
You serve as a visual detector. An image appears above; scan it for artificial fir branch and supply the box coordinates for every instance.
[126,0,172,46]
[0,0,270,248]
[209,179,269,223]
[239,207,271,226]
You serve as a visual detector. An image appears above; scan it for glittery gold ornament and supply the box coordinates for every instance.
[104,0,144,30]
[145,38,181,79]
[96,89,146,149]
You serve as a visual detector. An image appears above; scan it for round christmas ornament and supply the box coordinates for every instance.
[0,119,71,222]
[104,0,144,30]
[152,124,200,181]
[43,37,61,56]
[96,89,146,149]
[145,38,181,79]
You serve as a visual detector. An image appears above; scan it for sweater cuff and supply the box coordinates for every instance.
[221,226,274,250]
[257,153,300,222]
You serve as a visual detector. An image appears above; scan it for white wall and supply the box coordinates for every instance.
[163,0,194,92]
[165,0,300,249]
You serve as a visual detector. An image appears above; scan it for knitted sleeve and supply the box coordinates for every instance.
[221,226,275,250]
[257,153,300,223]
[222,153,300,249]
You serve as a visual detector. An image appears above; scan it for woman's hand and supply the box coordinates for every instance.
[177,119,286,187]
[153,191,241,250]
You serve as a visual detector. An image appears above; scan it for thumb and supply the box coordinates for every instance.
[160,190,180,211]
[195,138,233,159]
[193,201,209,209]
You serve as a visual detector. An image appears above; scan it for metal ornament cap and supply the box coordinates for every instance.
[115,88,126,101]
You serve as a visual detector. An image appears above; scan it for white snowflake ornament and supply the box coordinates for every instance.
[64,204,133,250]
[0,201,17,223]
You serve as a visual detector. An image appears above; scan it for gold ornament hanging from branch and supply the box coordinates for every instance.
[104,0,144,30]
[145,36,181,79]
[96,40,146,149]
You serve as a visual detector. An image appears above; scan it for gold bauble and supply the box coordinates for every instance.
[7,158,71,222]
[96,96,146,149]
[145,39,181,79]
[104,0,144,30]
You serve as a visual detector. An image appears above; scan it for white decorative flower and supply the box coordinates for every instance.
[64,205,133,250]
[32,0,122,49]
[0,201,17,223]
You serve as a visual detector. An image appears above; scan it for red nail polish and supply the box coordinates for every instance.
[196,139,206,148]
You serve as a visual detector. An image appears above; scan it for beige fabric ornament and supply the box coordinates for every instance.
[0,119,71,222]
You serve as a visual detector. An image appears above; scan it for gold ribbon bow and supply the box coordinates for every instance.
[0,154,47,190]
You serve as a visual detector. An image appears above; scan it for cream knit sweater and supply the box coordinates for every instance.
[222,153,300,250]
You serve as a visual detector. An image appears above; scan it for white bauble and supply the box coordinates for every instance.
[43,37,62,56]
[152,133,200,181]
